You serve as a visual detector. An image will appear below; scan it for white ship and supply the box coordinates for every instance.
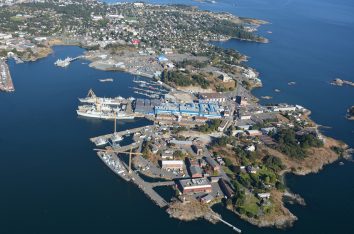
[54,57,72,67]
[79,97,124,106]
[77,89,135,120]
[77,108,134,120]
[99,78,114,82]
[78,89,124,106]
[77,103,135,120]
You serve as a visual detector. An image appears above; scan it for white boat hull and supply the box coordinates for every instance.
[76,110,135,120]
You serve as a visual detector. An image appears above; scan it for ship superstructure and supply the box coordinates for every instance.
[76,89,135,120]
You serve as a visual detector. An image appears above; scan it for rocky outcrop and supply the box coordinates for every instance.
[331,78,354,87]
[167,200,219,224]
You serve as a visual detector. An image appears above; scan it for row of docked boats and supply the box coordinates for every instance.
[132,77,168,99]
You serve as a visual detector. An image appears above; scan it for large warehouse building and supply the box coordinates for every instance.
[177,178,212,194]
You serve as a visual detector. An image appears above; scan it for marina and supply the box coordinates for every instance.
[131,77,169,99]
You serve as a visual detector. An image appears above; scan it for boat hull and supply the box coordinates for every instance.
[76,110,135,120]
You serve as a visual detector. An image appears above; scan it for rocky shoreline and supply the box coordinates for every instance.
[169,131,350,230]
[15,37,351,232]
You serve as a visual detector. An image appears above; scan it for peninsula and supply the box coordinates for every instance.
[0,0,351,231]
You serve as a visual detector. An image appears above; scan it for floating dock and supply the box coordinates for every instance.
[0,60,14,92]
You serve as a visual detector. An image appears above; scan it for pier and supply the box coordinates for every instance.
[129,170,169,208]
[0,60,14,92]
[95,148,169,208]
[150,181,176,187]
[90,125,152,144]
[111,142,140,153]
[213,215,242,233]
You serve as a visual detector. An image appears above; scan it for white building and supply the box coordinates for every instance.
[161,160,184,170]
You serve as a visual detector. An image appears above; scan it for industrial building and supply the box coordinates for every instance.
[189,165,203,178]
[177,178,212,194]
[204,157,220,172]
[161,160,184,170]
[199,92,226,103]
[134,98,161,114]
[154,102,222,118]
[218,179,234,198]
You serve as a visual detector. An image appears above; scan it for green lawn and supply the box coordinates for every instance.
[10,16,24,22]
[241,192,260,216]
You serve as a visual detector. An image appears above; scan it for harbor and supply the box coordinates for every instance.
[0,37,353,233]
[0,0,353,231]
[0,59,14,92]
[85,87,245,231]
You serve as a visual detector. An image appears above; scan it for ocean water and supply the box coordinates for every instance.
[0,0,353,233]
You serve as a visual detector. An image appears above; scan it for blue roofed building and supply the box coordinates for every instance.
[199,103,221,118]
[157,54,168,63]
[179,103,200,116]
[153,101,222,118]
[154,102,179,115]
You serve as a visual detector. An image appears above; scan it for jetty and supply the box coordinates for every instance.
[0,60,14,92]
[129,169,169,208]
[90,126,152,145]
[94,147,169,208]
[212,215,242,233]
[150,181,176,187]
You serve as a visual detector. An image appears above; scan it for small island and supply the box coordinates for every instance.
[347,106,354,120]
[0,0,351,232]
[331,78,354,87]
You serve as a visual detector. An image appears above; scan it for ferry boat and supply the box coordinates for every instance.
[54,57,72,67]
[99,78,114,82]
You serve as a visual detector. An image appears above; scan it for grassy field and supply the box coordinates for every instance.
[241,192,260,216]
[10,16,24,22]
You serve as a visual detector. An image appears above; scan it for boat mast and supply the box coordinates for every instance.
[114,111,117,133]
